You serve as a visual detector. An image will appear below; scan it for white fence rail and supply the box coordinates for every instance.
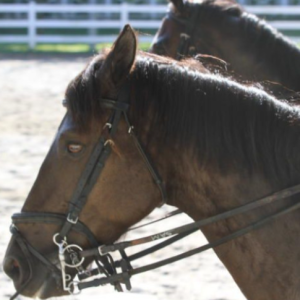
[1,3,300,49]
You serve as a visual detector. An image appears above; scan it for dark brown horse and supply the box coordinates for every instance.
[150,0,300,92]
[4,25,300,300]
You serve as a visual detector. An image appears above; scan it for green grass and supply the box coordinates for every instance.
[1,41,299,54]
[0,42,151,53]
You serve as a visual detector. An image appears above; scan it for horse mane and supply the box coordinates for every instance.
[66,51,300,186]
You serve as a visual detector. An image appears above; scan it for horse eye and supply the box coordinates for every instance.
[67,144,83,154]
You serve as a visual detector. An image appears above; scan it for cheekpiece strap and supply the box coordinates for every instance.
[59,80,131,239]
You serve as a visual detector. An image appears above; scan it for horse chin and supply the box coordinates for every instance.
[17,268,69,299]
[34,279,69,299]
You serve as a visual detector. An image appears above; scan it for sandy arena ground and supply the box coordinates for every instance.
[0,54,246,300]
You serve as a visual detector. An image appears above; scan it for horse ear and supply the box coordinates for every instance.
[102,24,137,85]
[169,0,185,12]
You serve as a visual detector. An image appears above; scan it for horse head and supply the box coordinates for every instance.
[150,0,300,91]
[3,25,163,299]
[4,23,300,300]
[150,0,242,60]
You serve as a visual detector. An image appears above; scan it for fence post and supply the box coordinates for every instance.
[28,1,36,50]
[120,2,128,31]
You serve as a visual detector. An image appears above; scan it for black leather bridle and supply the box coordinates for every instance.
[9,80,167,298]
[9,79,300,299]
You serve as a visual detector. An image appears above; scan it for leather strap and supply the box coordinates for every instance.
[91,183,300,255]
[77,187,300,291]
[59,82,131,239]
[9,79,168,296]
[123,112,167,207]
[12,212,100,247]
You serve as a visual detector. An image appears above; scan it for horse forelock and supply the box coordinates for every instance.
[65,55,107,131]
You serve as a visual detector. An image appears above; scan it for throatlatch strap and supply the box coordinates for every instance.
[123,112,167,207]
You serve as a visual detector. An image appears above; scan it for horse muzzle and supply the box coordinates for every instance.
[3,227,64,299]
[3,253,29,290]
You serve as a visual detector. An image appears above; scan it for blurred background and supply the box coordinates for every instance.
[1,0,300,53]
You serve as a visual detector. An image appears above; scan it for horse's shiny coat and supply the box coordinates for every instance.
[150,0,300,93]
[4,25,300,300]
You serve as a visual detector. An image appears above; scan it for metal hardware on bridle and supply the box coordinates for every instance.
[76,183,300,292]
[51,80,167,292]
[53,233,85,293]
[10,186,300,297]
[56,80,167,240]
[8,77,300,297]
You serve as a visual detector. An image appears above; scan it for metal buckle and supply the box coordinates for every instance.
[128,126,134,134]
[98,245,108,256]
[104,139,114,147]
[53,233,67,246]
[67,214,78,224]
[104,122,112,129]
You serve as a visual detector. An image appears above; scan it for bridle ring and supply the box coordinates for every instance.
[53,233,66,246]
[63,244,85,268]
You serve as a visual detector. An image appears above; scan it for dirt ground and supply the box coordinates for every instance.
[0,54,246,300]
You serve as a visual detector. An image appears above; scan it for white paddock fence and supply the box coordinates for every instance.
[1,3,300,49]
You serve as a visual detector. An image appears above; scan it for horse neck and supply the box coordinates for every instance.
[200,13,300,92]
[159,147,300,300]
[174,164,300,300]
[129,65,300,299]
[242,20,300,91]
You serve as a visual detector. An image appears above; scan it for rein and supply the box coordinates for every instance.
[77,183,300,291]
[9,79,300,298]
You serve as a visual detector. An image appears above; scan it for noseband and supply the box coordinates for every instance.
[8,79,300,298]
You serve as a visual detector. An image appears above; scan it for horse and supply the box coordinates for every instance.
[150,0,300,93]
[4,25,300,300]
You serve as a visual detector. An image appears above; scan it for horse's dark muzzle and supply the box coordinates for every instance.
[3,227,63,300]
[3,237,33,296]
[3,255,24,286]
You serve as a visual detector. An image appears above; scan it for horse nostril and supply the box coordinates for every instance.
[3,257,22,283]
